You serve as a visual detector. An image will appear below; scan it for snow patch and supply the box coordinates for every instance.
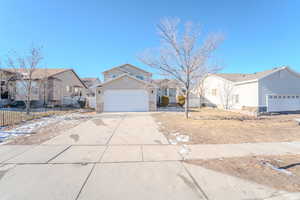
[179,144,191,159]
[260,160,293,176]
[176,135,190,142]
[0,113,91,143]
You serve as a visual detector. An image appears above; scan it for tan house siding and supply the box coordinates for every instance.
[103,64,152,82]
[52,70,87,99]
[95,75,156,112]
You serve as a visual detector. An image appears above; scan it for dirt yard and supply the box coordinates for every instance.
[153,108,300,144]
[186,155,300,192]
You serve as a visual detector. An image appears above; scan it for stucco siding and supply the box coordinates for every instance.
[52,70,87,98]
[203,75,259,109]
[203,76,235,108]
[259,69,300,107]
[234,81,259,108]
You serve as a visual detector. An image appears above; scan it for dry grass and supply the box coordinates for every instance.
[153,107,300,144]
[0,110,74,127]
[186,155,300,192]
[6,111,93,145]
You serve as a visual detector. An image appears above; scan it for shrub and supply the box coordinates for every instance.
[177,95,185,107]
[161,96,169,107]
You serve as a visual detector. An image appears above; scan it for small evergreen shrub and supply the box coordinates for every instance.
[161,96,169,107]
[177,95,185,107]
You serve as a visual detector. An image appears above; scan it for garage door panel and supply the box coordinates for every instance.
[267,95,300,112]
[104,90,149,112]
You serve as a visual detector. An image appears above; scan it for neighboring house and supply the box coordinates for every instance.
[202,66,300,113]
[0,68,87,107]
[0,69,17,106]
[95,64,156,112]
[153,79,183,105]
[82,77,101,96]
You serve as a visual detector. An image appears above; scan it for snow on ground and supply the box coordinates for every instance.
[168,132,190,145]
[0,112,92,143]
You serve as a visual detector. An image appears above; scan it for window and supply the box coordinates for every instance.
[269,96,273,99]
[66,86,72,92]
[111,74,117,78]
[136,75,144,80]
[169,88,176,97]
[234,94,239,103]
[31,81,39,95]
[212,89,217,96]
[163,88,168,96]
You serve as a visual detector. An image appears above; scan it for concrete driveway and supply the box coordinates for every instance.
[0,112,299,200]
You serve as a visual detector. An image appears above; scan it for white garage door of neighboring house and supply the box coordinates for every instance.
[267,95,300,112]
[104,89,149,112]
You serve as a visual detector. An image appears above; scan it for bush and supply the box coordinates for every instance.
[161,96,169,107]
[177,95,185,107]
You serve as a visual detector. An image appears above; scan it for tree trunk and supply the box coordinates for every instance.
[199,95,202,108]
[25,100,30,115]
[185,90,189,119]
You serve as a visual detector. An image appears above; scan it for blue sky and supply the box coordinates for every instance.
[0,0,299,80]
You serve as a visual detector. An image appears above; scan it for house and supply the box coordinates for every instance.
[95,64,157,112]
[0,68,87,107]
[153,79,183,105]
[202,66,300,113]
[0,69,18,106]
[82,77,101,96]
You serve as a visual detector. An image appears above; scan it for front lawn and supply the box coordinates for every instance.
[152,108,300,144]
[186,155,300,192]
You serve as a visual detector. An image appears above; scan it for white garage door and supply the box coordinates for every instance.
[104,89,149,112]
[267,95,300,112]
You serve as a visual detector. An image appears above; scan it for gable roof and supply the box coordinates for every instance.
[152,78,182,88]
[4,68,88,89]
[82,77,100,82]
[212,66,297,82]
[82,77,101,88]
[102,64,152,75]
[4,68,70,79]
[97,73,156,87]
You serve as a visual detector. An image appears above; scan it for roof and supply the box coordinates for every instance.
[82,77,101,88]
[82,77,100,82]
[102,64,152,75]
[4,68,88,89]
[152,79,182,87]
[4,68,71,79]
[97,73,156,88]
[212,67,293,82]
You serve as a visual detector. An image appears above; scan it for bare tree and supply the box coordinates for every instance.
[191,78,207,108]
[7,46,43,114]
[139,18,223,118]
[219,81,235,110]
[40,67,49,107]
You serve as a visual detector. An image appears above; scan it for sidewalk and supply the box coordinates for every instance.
[1,141,300,164]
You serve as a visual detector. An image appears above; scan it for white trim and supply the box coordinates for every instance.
[97,74,157,88]
[102,64,152,75]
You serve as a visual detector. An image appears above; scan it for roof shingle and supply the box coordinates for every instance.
[213,67,286,82]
